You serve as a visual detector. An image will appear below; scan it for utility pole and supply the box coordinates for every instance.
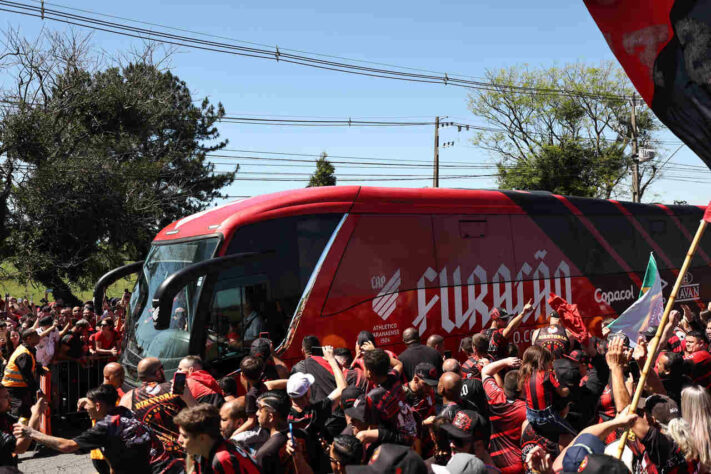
[630,94,640,203]
[434,116,440,188]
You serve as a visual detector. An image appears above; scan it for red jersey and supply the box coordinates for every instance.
[483,328,508,360]
[89,330,118,351]
[365,370,417,445]
[483,377,525,474]
[524,370,560,411]
[683,350,711,389]
[462,355,483,380]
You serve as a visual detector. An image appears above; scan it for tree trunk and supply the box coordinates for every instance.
[34,270,82,308]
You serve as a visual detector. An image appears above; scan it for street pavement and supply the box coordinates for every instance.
[18,449,94,474]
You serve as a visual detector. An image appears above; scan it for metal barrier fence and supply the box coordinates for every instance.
[41,357,114,435]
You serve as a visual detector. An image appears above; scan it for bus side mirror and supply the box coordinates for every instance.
[93,261,144,312]
[151,251,271,330]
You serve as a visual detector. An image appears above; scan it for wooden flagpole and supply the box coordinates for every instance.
[616,216,708,458]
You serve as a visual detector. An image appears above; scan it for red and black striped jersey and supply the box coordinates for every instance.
[683,350,711,390]
[483,377,525,474]
[366,370,417,444]
[524,370,560,411]
[196,439,260,474]
[461,355,483,380]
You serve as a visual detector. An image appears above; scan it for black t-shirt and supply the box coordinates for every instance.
[459,378,489,420]
[661,375,694,407]
[398,344,442,381]
[60,332,84,359]
[72,406,171,474]
[641,426,690,474]
[255,430,306,474]
[0,413,18,468]
[245,382,268,416]
[438,402,462,421]
[301,357,338,403]
[287,397,333,438]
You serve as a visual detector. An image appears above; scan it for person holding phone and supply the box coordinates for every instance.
[119,357,197,458]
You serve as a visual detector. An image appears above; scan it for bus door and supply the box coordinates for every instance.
[201,274,270,373]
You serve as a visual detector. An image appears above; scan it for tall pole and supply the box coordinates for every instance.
[631,94,640,203]
[616,216,709,459]
[434,116,440,188]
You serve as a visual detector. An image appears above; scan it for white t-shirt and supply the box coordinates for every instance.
[36,328,59,366]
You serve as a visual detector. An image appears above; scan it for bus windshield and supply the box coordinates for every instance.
[121,237,219,380]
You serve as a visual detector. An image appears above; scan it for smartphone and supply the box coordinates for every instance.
[311,345,323,357]
[259,331,270,340]
[444,349,452,359]
[45,289,53,293]
[288,422,294,442]
[36,389,43,400]
[172,372,187,395]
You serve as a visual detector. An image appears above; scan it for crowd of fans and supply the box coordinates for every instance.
[1,292,711,474]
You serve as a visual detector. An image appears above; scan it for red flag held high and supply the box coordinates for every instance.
[548,293,589,344]
[705,202,711,224]
[584,0,711,170]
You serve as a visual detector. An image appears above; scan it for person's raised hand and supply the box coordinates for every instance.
[525,445,552,474]
[632,336,647,363]
[613,406,639,428]
[361,341,375,352]
[606,335,629,369]
[322,345,334,360]
[522,299,534,314]
[504,357,522,368]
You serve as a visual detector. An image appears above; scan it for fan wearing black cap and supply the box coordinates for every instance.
[249,337,289,381]
[403,362,438,423]
[345,443,427,474]
[482,299,534,361]
[439,410,495,468]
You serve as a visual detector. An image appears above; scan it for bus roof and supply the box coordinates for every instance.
[154,186,704,242]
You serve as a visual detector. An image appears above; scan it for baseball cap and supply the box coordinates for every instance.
[554,358,582,389]
[341,386,367,423]
[286,372,315,398]
[445,453,486,474]
[644,394,680,424]
[642,325,659,342]
[346,444,427,474]
[249,338,271,360]
[562,434,606,472]
[490,307,513,322]
[573,454,629,474]
[414,362,439,386]
[440,410,490,442]
[564,350,590,365]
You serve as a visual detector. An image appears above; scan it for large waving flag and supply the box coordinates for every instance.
[583,1,711,170]
[607,254,664,343]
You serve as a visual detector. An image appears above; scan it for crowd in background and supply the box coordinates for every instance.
[1,292,711,474]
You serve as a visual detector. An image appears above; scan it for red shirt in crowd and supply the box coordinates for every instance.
[90,330,119,352]
[524,370,560,411]
[461,355,484,380]
[483,377,525,474]
[683,350,711,390]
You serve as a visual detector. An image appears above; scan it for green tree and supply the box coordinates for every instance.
[307,152,336,187]
[468,62,663,199]
[0,31,235,304]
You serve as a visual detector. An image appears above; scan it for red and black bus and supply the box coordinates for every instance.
[93,187,711,384]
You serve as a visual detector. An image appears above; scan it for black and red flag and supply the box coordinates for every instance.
[584,0,711,169]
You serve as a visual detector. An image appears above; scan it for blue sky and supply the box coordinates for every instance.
[3,0,710,205]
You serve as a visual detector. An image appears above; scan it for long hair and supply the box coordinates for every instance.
[682,385,711,469]
[518,345,553,392]
[666,418,698,462]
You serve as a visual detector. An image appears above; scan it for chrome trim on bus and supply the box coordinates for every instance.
[275,213,348,354]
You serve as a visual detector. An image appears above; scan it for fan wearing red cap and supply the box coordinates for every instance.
[481,299,535,360]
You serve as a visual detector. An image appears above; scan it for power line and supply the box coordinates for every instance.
[0,0,631,102]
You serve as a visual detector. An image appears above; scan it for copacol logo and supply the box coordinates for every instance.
[594,285,635,304]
